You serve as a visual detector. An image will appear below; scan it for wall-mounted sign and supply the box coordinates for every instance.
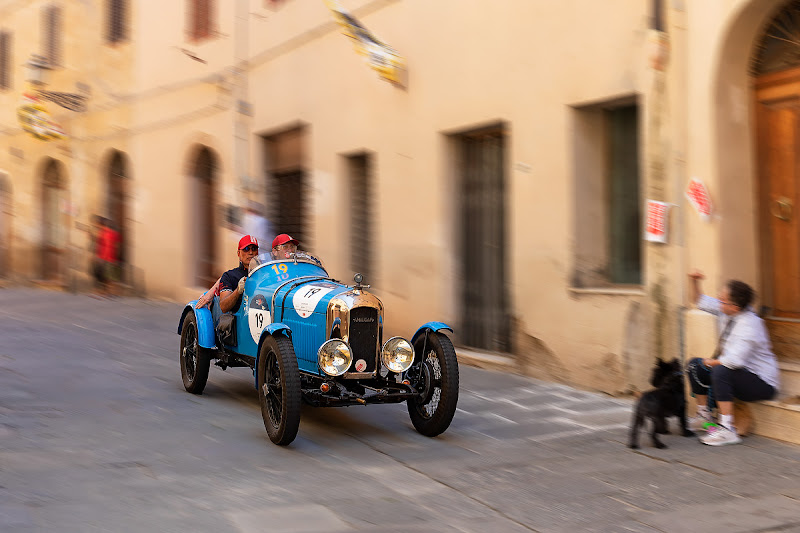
[685,177,712,220]
[16,93,65,141]
[644,199,670,243]
[325,0,406,87]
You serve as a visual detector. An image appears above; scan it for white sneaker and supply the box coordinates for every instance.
[688,412,715,431]
[700,425,742,446]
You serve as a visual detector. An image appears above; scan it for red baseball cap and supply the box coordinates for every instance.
[271,234,299,249]
[238,235,259,250]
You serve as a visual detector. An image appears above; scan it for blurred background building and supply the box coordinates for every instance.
[1,0,800,441]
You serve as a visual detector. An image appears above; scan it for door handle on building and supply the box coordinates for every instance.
[771,197,793,221]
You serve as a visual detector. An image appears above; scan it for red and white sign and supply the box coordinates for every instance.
[644,200,670,243]
[686,177,712,220]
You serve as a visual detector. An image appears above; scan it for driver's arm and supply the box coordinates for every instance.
[219,277,245,313]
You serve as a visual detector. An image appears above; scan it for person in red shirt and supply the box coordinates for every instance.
[92,216,120,297]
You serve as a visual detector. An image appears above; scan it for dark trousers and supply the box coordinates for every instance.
[686,358,776,403]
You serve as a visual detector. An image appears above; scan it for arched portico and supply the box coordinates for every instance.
[39,158,69,282]
[0,172,11,278]
[103,150,132,278]
[186,145,220,288]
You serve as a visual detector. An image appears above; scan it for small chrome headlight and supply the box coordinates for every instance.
[318,339,353,376]
[381,337,414,373]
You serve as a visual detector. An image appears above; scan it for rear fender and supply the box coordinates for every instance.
[411,321,453,346]
[253,324,292,388]
[178,302,216,349]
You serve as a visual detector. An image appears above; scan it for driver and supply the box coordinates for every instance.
[218,235,260,314]
[270,233,300,260]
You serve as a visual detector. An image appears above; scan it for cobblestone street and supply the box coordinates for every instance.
[2,288,800,532]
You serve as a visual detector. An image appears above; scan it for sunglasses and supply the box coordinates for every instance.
[241,245,259,253]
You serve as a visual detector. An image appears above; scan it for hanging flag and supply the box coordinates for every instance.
[17,92,66,141]
[685,177,712,221]
[325,0,406,86]
[644,200,670,243]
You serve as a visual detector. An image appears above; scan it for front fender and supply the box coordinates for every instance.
[253,324,292,388]
[178,302,216,349]
[411,321,453,345]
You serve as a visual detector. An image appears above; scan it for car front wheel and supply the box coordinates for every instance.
[407,331,459,437]
[180,313,210,394]
[257,335,301,446]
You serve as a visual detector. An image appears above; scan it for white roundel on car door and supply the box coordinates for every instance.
[292,285,335,318]
[249,308,271,343]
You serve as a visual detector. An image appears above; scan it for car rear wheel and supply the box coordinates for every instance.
[407,331,459,437]
[180,313,210,394]
[258,335,301,445]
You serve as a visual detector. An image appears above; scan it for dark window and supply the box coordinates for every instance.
[43,5,61,66]
[348,153,373,281]
[607,105,641,284]
[107,0,127,43]
[0,32,10,90]
[189,0,214,42]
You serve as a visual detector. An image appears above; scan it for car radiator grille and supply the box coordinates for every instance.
[348,307,379,373]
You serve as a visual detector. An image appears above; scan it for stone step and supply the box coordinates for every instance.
[750,400,800,445]
[767,320,800,361]
[778,360,800,398]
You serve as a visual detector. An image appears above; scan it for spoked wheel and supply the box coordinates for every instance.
[257,335,301,446]
[180,313,210,394]
[407,331,459,437]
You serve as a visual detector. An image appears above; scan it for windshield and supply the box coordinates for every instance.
[248,250,326,274]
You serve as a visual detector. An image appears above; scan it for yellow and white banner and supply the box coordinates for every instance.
[17,92,65,141]
[325,0,406,86]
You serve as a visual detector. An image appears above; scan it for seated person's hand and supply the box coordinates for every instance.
[688,270,705,281]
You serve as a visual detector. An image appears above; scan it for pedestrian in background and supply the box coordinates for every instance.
[92,216,120,297]
[241,200,272,253]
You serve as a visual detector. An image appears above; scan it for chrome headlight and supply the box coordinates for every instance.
[318,339,353,376]
[381,337,414,373]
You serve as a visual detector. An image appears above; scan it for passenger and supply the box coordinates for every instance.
[194,235,259,320]
[270,233,299,260]
[219,235,260,314]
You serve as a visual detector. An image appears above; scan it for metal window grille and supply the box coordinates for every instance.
[190,0,213,41]
[458,128,511,353]
[348,153,373,281]
[107,0,127,43]
[269,169,308,249]
[0,32,10,90]
[43,5,61,66]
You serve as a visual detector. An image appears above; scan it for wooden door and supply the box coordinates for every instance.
[756,67,800,359]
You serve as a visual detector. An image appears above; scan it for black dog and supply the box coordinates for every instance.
[628,358,694,449]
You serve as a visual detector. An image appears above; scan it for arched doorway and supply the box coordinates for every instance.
[106,151,131,281]
[188,146,218,287]
[0,172,11,278]
[752,0,800,355]
[40,159,69,282]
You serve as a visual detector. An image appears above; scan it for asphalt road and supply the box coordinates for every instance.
[2,288,800,533]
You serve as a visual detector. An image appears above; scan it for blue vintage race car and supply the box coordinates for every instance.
[177,251,459,446]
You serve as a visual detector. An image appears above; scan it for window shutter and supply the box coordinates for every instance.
[43,5,61,66]
[0,32,10,90]
[108,0,127,43]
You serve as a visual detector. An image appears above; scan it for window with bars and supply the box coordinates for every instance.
[0,32,10,90]
[107,0,127,44]
[263,127,309,250]
[347,153,374,282]
[42,5,61,67]
[188,0,214,42]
